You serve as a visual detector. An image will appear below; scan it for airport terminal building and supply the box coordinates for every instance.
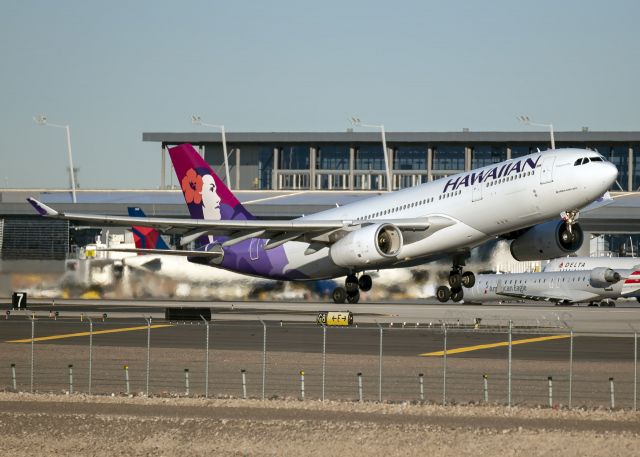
[144,130,640,192]
[3,130,640,269]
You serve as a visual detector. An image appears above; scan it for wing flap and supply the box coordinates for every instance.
[97,248,223,258]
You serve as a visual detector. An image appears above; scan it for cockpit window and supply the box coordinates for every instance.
[589,156,603,162]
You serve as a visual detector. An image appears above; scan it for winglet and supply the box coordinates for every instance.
[26,197,59,217]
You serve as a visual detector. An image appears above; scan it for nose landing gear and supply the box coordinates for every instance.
[332,273,373,304]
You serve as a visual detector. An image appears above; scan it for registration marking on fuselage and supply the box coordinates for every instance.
[6,324,174,343]
[419,334,571,357]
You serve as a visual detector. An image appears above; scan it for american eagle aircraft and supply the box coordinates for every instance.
[27,144,617,304]
[464,265,640,307]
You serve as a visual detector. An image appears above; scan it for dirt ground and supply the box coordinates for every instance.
[0,392,638,457]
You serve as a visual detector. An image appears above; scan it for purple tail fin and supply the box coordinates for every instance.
[169,144,253,221]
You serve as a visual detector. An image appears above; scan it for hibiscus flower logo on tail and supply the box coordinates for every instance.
[182,168,203,205]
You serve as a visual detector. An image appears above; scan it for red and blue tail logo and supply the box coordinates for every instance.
[128,207,169,250]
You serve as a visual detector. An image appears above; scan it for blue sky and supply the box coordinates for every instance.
[1,0,639,189]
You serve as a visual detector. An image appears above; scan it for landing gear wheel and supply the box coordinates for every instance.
[345,274,359,293]
[461,271,475,288]
[450,287,464,302]
[436,286,451,303]
[358,274,372,292]
[332,287,347,304]
[347,291,360,304]
[448,272,462,289]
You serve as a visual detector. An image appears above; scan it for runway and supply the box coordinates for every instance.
[2,298,639,363]
[13,297,640,334]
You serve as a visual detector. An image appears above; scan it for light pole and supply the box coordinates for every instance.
[350,117,392,191]
[33,115,77,203]
[191,115,231,188]
[517,115,556,150]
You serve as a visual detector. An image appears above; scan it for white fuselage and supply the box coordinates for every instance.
[271,149,617,279]
[544,256,640,272]
[465,268,639,304]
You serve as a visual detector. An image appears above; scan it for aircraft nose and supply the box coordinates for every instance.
[603,162,618,187]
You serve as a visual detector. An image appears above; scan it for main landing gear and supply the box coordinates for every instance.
[436,267,476,303]
[332,273,372,304]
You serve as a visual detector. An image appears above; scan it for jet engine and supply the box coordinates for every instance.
[589,267,621,288]
[509,220,583,261]
[330,223,403,268]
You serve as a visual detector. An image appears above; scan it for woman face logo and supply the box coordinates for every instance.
[200,174,221,220]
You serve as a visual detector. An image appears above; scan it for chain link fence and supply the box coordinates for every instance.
[1,316,637,410]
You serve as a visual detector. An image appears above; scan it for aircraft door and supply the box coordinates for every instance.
[540,156,555,184]
[250,238,260,261]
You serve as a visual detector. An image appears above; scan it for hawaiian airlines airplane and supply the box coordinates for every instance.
[464,266,640,306]
[27,144,617,304]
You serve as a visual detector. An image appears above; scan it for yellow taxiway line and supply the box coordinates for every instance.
[6,324,174,343]
[420,334,571,357]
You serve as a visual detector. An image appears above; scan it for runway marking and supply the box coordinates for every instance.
[6,324,174,343]
[419,334,571,357]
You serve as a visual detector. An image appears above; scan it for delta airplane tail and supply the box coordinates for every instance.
[169,144,253,222]
[128,207,169,250]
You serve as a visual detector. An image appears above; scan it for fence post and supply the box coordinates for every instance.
[548,376,553,407]
[419,373,424,401]
[609,377,615,409]
[321,325,326,402]
[87,317,93,395]
[184,368,190,396]
[442,323,447,406]
[260,320,267,400]
[30,315,35,393]
[11,363,17,391]
[145,317,151,397]
[483,374,489,403]
[124,365,130,395]
[201,316,210,398]
[634,331,637,411]
[508,320,512,407]
[377,324,383,402]
[300,370,305,400]
[241,369,247,399]
[358,372,363,402]
[68,364,74,394]
[569,330,573,409]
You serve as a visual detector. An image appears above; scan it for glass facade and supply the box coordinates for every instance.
[279,145,310,170]
[433,145,465,170]
[355,144,385,170]
[510,145,548,158]
[393,145,426,170]
[258,146,274,189]
[316,145,349,170]
[471,145,506,168]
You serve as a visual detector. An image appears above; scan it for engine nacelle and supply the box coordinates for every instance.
[589,267,621,288]
[510,220,584,261]
[330,223,403,268]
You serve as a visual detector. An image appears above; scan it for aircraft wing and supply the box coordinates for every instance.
[496,289,600,303]
[27,197,455,248]
[97,248,223,258]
